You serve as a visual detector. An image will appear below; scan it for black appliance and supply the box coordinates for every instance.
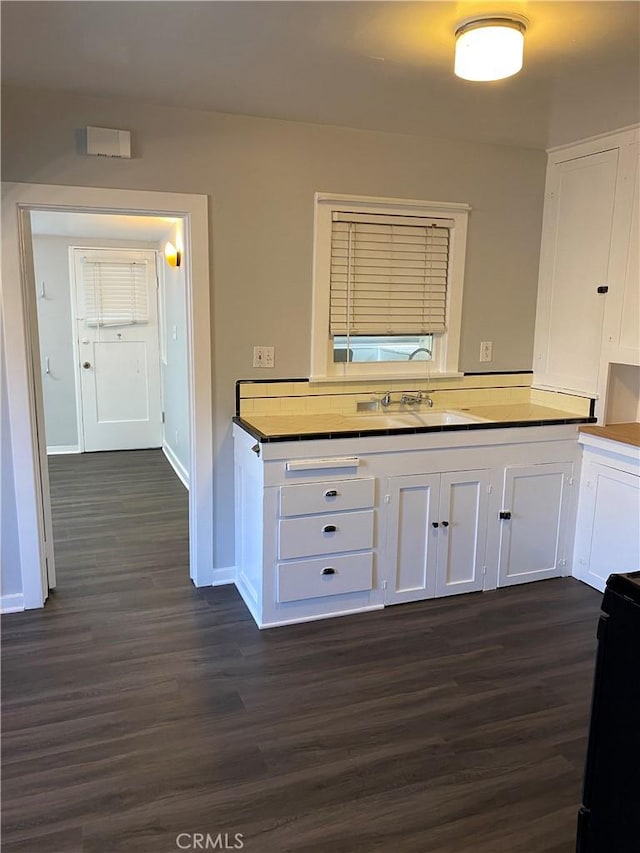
[577,571,640,852]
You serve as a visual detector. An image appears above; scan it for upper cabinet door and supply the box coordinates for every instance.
[602,142,640,367]
[534,148,619,396]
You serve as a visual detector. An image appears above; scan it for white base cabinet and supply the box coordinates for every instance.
[497,463,574,587]
[384,469,490,604]
[573,435,640,592]
[234,424,580,628]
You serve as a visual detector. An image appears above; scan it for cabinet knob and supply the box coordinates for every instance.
[82,361,92,369]
[432,521,439,528]
[321,567,336,575]
[322,524,337,533]
[441,521,449,527]
[324,489,338,498]
[499,511,512,520]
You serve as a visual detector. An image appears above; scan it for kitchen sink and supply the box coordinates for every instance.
[353,410,490,429]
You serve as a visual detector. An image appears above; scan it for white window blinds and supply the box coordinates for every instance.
[329,212,453,336]
[81,259,150,327]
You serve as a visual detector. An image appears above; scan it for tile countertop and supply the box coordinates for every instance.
[579,422,640,449]
[234,403,595,442]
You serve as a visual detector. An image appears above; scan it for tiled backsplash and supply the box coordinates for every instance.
[236,374,593,418]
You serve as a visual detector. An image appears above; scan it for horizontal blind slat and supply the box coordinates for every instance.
[329,214,450,336]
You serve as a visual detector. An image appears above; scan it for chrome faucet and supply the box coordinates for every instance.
[400,390,434,407]
[400,392,422,405]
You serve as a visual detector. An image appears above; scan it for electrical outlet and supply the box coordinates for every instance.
[479,341,493,362]
[253,346,275,368]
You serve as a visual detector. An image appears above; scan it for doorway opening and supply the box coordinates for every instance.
[30,211,191,595]
[1,183,213,612]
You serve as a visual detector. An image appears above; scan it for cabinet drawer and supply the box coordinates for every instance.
[278,510,374,560]
[280,477,375,517]
[277,553,373,603]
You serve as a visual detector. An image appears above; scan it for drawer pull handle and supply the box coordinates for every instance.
[321,567,336,576]
[441,521,449,527]
[322,524,337,533]
[432,521,439,528]
[324,489,339,498]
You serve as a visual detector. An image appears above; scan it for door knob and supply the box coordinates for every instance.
[82,361,92,369]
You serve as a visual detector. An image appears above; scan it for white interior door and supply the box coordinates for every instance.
[73,248,162,452]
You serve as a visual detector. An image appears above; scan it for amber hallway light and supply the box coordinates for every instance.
[164,241,181,268]
[454,15,527,82]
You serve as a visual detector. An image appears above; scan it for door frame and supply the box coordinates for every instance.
[69,245,163,453]
[1,182,214,608]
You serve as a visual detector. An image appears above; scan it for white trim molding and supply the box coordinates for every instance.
[1,593,25,614]
[46,445,80,455]
[310,192,470,383]
[213,567,236,586]
[162,441,190,490]
[1,182,214,609]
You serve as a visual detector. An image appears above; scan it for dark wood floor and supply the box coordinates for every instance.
[2,450,602,853]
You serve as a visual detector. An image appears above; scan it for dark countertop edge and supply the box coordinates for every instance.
[233,415,597,444]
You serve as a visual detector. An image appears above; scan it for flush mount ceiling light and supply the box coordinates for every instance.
[454,15,527,82]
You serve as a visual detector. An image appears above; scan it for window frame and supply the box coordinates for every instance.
[311,193,470,382]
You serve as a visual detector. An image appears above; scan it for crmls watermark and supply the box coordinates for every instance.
[176,832,244,850]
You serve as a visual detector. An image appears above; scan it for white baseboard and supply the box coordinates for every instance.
[1,593,25,613]
[47,445,80,455]
[190,566,236,587]
[162,442,189,489]
[212,566,236,586]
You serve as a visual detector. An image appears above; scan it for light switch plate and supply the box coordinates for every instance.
[479,341,493,362]
[253,346,275,368]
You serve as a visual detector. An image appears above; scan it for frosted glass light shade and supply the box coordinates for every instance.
[455,18,526,82]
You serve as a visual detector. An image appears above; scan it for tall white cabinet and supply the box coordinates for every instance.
[534,127,640,404]
[573,433,640,592]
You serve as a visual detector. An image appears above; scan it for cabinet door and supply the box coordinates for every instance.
[498,463,573,587]
[534,149,619,395]
[603,142,640,367]
[435,470,490,598]
[574,462,640,592]
[384,474,439,605]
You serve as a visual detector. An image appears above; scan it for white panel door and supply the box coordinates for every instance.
[384,474,439,604]
[498,463,573,587]
[73,249,162,452]
[435,470,490,597]
[534,149,619,395]
[574,462,640,592]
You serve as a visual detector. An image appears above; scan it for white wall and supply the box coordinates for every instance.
[159,222,190,484]
[32,235,159,450]
[1,84,548,570]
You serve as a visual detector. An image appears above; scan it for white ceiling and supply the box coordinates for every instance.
[30,211,175,241]
[2,1,639,149]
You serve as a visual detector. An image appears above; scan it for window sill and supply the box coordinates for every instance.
[309,370,465,385]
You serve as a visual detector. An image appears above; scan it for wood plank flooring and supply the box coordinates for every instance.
[2,450,603,852]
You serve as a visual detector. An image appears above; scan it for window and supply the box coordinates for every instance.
[311,193,470,381]
[80,256,150,327]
